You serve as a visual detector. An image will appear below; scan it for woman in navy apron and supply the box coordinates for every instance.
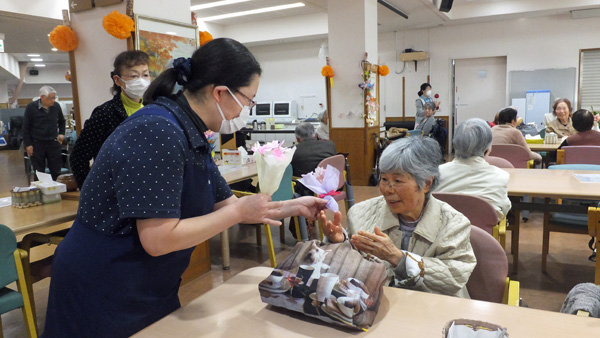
[42,38,326,338]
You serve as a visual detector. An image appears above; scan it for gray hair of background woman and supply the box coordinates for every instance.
[379,137,442,197]
[453,118,492,159]
[424,101,436,111]
[295,122,315,140]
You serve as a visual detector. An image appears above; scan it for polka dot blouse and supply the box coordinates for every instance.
[76,95,232,235]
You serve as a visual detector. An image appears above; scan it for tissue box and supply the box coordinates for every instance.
[31,181,67,195]
[222,149,248,165]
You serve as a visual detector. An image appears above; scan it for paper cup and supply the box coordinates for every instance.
[316,273,339,302]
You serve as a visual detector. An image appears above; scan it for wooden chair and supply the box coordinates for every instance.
[484,155,514,169]
[542,164,600,272]
[232,164,298,267]
[488,144,534,168]
[587,206,600,285]
[0,224,37,338]
[433,192,507,248]
[557,146,600,165]
[467,226,520,305]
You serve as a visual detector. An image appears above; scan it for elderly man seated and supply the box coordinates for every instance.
[435,118,511,221]
[559,109,600,148]
[291,122,336,180]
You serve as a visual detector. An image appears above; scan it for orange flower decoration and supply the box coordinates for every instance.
[200,31,213,46]
[321,65,334,77]
[102,11,134,39]
[379,65,389,76]
[49,25,78,52]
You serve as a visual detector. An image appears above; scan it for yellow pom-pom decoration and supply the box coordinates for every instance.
[49,25,78,52]
[321,65,334,78]
[200,31,213,46]
[379,65,389,76]
[103,11,134,39]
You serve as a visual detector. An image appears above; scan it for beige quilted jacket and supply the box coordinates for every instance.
[347,195,476,298]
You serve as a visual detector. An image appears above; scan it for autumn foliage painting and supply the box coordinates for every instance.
[139,31,197,78]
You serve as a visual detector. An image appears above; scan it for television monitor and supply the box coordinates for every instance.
[252,102,272,119]
[272,101,297,122]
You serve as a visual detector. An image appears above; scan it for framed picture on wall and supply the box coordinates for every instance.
[135,15,199,78]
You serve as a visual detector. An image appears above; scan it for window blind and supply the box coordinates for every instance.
[580,49,600,111]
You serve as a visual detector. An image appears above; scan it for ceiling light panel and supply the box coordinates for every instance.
[191,0,250,11]
[198,2,305,21]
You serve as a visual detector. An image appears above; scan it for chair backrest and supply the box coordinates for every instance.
[488,144,530,168]
[317,154,346,191]
[0,224,18,288]
[467,226,508,303]
[432,192,497,235]
[484,155,514,168]
[562,146,600,165]
[548,164,600,171]
[271,164,294,202]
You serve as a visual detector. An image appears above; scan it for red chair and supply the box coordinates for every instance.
[433,192,506,247]
[557,146,600,165]
[485,155,514,169]
[468,226,519,305]
[488,144,533,168]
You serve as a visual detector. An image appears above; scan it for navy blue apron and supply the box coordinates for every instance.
[42,104,218,337]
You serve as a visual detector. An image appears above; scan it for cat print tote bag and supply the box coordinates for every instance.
[258,240,388,331]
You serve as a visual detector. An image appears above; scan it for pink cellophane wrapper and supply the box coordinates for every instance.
[252,141,296,195]
[297,164,340,212]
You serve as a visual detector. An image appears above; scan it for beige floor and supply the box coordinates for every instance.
[0,149,596,337]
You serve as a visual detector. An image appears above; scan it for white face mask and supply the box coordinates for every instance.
[216,87,251,134]
[425,90,432,97]
[119,77,150,101]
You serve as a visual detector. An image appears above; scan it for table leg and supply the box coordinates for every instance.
[221,229,230,270]
[541,198,551,272]
[511,207,521,274]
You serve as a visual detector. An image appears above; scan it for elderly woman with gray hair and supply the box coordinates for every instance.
[415,101,437,136]
[436,118,511,221]
[320,137,476,298]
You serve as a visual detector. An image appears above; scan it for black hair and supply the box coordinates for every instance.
[418,82,431,97]
[572,109,594,132]
[110,50,150,95]
[144,38,262,103]
[497,107,518,125]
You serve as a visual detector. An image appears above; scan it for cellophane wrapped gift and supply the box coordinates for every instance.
[258,240,387,331]
[252,141,296,195]
[298,164,341,212]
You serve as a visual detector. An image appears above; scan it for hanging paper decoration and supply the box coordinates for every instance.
[321,57,334,87]
[102,10,134,39]
[358,53,378,127]
[49,25,78,52]
[65,70,71,82]
[378,65,389,76]
[200,31,213,46]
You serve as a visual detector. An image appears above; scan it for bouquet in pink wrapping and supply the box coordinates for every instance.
[252,141,296,195]
[298,165,340,212]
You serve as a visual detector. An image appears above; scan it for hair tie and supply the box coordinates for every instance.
[172,57,192,86]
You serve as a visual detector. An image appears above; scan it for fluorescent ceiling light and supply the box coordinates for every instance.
[191,0,250,11]
[165,31,177,35]
[34,64,46,67]
[31,58,43,62]
[51,48,58,52]
[198,2,305,21]
[27,54,40,57]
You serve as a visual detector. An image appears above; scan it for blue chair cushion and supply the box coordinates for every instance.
[0,287,24,313]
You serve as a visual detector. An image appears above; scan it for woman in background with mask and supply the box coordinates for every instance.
[42,39,327,338]
[415,83,439,128]
[70,50,151,189]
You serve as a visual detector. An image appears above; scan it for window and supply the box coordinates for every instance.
[579,49,600,111]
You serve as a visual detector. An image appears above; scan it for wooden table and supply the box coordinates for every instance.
[135,267,600,337]
[505,168,600,272]
[0,199,79,236]
[526,142,562,152]
[219,162,258,269]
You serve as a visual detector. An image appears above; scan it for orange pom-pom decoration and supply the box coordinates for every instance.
[321,65,334,78]
[200,31,213,46]
[49,25,78,52]
[379,65,389,76]
[102,11,134,39]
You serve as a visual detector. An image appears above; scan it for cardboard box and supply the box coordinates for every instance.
[31,181,67,195]
[222,149,248,165]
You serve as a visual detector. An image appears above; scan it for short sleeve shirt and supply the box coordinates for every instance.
[76,95,232,235]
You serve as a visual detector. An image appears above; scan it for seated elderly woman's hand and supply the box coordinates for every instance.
[319,210,345,243]
[351,227,403,266]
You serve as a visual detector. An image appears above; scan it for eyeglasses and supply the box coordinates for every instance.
[235,90,257,109]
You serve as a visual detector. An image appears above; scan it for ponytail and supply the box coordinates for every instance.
[143,68,178,103]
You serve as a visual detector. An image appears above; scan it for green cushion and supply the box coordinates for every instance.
[0,287,24,314]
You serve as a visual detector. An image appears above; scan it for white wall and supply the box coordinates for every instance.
[18,83,73,99]
[0,0,68,20]
[133,0,191,24]
[24,64,71,84]
[0,53,20,80]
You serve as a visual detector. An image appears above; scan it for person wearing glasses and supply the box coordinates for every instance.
[42,38,327,338]
[70,50,151,189]
[319,137,475,298]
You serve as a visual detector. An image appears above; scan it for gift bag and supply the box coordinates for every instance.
[258,240,387,331]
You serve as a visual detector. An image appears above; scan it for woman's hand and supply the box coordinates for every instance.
[319,210,345,243]
[235,194,284,226]
[351,227,403,266]
[289,196,328,220]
